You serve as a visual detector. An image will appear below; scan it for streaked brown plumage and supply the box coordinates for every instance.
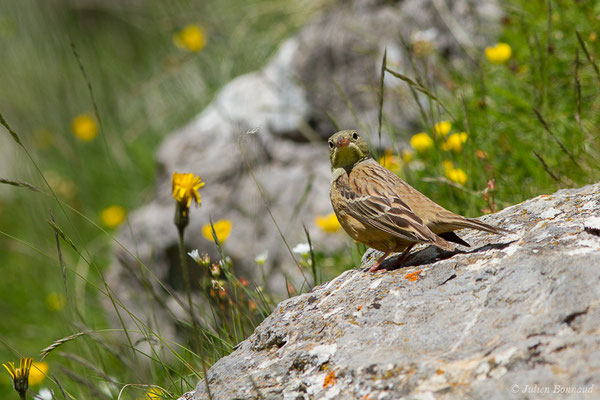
[328,129,510,272]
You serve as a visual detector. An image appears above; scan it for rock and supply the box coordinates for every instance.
[182,182,600,399]
[106,0,502,351]
[293,0,502,138]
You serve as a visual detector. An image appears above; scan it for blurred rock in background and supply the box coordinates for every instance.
[107,0,501,350]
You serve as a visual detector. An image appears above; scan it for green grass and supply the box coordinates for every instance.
[378,0,600,218]
[1,0,599,399]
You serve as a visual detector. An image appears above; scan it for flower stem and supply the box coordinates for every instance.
[177,225,201,343]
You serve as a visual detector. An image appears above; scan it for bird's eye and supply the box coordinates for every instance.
[352,132,359,140]
[328,141,334,148]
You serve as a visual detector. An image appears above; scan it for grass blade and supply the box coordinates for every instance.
[575,30,600,84]
[0,111,22,145]
[385,67,454,119]
[533,151,561,183]
[0,177,39,192]
[533,108,580,168]
[377,48,386,149]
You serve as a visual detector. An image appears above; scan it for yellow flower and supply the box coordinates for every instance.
[433,120,452,137]
[589,32,597,42]
[71,113,98,142]
[172,172,204,209]
[144,387,163,399]
[410,132,434,153]
[173,25,206,52]
[378,149,403,173]
[202,219,232,243]
[401,149,414,163]
[442,160,455,172]
[445,166,468,185]
[485,43,512,64]
[315,212,341,233]
[28,362,48,386]
[442,132,468,152]
[3,358,32,397]
[100,205,126,228]
[45,292,65,312]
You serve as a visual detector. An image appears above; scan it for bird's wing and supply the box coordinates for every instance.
[337,160,452,248]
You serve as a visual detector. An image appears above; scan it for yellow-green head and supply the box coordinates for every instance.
[328,130,370,170]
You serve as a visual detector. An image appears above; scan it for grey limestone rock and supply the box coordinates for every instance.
[182,182,600,399]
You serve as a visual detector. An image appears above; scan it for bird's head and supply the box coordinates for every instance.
[328,130,370,170]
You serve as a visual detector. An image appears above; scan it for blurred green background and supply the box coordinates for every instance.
[1,0,599,398]
[0,0,326,398]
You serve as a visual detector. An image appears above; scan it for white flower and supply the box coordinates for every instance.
[35,388,53,400]
[188,249,210,265]
[292,243,311,256]
[255,250,268,265]
[188,249,201,262]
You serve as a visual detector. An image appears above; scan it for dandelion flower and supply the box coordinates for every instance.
[71,113,98,142]
[378,149,403,173]
[401,149,414,163]
[442,132,468,152]
[442,160,455,172]
[144,387,163,399]
[28,362,48,386]
[202,219,232,243]
[446,167,468,185]
[173,25,206,52]
[3,358,33,399]
[172,172,204,210]
[315,212,341,233]
[45,292,65,312]
[410,132,434,153]
[433,121,452,137]
[292,243,311,257]
[100,205,126,228]
[485,43,512,64]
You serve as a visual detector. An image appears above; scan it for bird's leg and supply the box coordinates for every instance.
[392,243,416,267]
[367,250,392,272]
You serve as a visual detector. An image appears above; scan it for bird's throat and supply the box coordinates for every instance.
[332,145,363,170]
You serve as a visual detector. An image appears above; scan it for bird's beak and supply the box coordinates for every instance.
[336,136,350,148]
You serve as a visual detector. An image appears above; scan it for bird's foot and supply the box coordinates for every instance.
[364,250,392,273]
[364,244,417,273]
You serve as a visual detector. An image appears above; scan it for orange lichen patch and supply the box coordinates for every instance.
[404,269,423,282]
[361,395,371,400]
[552,365,565,375]
[323,370,336,388]
[436,369,444,375]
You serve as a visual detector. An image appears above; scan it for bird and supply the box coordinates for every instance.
[328,129,511,272]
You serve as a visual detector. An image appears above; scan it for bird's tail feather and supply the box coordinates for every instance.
[432,234,455,252]
[458,217,512,235]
